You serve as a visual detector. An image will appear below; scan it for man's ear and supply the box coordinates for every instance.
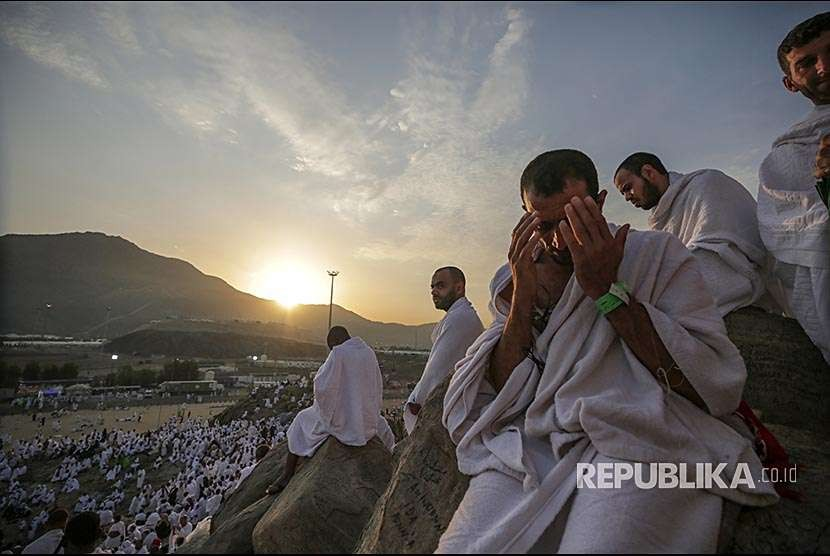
[640,164,659,183]
[783,75,799,93]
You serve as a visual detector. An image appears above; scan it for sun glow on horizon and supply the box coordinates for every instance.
[248,263,328,309]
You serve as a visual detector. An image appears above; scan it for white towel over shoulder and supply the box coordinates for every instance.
[649,169,773,316]
[404,297,484,435]
[758,104,830,362]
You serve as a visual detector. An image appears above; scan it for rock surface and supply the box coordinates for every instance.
[179,497,274,554]
[724,307,829,433]
[357,377,466,554]
[252,436,394,554]
[728,424,830,554]
[211,443,287,533]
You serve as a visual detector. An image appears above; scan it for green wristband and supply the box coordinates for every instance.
[595,292,625,315]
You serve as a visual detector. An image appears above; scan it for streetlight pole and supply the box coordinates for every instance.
[327,270,339,333]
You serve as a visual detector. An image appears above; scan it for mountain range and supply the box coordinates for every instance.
[0,232,436,348]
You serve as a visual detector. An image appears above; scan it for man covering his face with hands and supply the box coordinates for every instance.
[437,149,777,554]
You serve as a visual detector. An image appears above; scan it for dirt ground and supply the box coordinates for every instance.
[0,402,235,443]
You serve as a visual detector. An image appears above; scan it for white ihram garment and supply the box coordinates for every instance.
[404,297,484,435]
[649,169,777,316]
[758,104,830,363]
[438,228,777,554]
[288,337,395,457]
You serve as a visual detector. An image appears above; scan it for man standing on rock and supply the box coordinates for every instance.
[404,267,484,435]
[438,149,777,553]
[758,12,830,363]
[613,152,781,317]
[266,326,395,494]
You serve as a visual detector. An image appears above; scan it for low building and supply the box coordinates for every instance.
[198,364,237,374]
[159,380,221,395]
[253,375,278,388]
[16,378,93,397]
[90,385,143,395]
[65,384,93,396]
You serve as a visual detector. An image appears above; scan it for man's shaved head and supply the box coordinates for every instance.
[326,326,351,349]
[520,149,599,201]
[435,266,465,285]
[431,267,466,312]
[614,152,670,210]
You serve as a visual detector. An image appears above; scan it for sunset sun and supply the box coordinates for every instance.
[249,264,325,309]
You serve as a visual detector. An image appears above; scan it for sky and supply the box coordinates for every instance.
[0,1,824,325]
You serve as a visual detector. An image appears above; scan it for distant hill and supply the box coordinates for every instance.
[104,329,329,359]
[0,232,436,348]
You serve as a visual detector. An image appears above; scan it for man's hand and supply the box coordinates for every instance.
[508,211,542,306]
[816,134,830,179]
[406,402,421,416]
[488,212,542,392]
[559,194,630,300]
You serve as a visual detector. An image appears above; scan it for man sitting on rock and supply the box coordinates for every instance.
[266,326,395,494]
[404,266,484,435]
[614,152,780,317]
[439,149,777,553]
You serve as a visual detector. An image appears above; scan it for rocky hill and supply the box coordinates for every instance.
[191,307,828,554]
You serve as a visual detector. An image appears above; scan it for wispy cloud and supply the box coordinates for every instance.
[0,3,110,89]
[346,4,536,264]
[0,2,395,183]
[93,1,142,54]
[0,1,538,273]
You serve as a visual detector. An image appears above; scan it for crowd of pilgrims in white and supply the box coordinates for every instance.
[0,379,314,554]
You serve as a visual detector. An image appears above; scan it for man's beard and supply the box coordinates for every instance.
[433,292,457,311]
[799,75,830,105]
[640,177,662,210]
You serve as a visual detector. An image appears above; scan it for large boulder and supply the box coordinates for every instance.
[721,309,829,553]
[724,307,829,433]
[727,424,830,553]
[179,496,275,554]
[358,308,829,554]
[211,443,288,533]
[252,436,394,554]
[357,377,466,554]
